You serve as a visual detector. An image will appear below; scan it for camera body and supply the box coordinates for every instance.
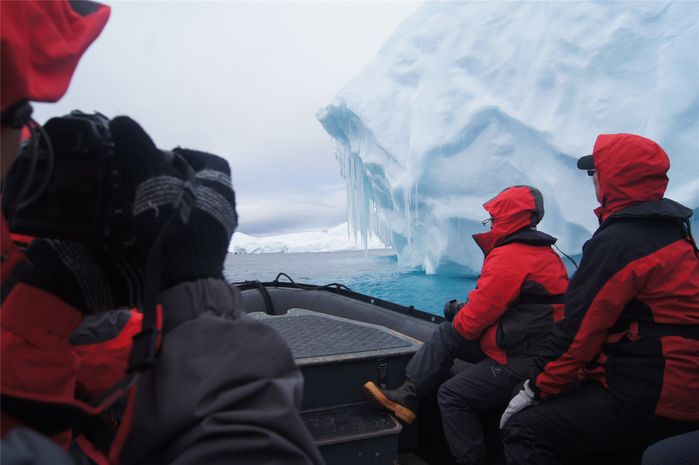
[2,111,135,246]
[443,299,465,322]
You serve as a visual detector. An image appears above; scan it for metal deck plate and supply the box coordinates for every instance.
[302,403,401,445]
[249,309,421,363]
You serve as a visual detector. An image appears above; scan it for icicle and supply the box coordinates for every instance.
[414,182,419,226]
[333,139,373,251]
[406,186,412,252]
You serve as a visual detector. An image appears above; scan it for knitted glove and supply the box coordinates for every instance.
[13,116,237,310]
[110,116,237,290]
[19,238,144,314]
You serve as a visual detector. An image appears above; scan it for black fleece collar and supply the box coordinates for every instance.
[498,228,558,248]
[605,198,693,223]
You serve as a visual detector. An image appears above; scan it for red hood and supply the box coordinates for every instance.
[592,134,669,221]
[1,0,110,113]
[473,185,544,255]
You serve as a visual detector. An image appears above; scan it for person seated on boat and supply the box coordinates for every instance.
[364,185,569,465]
[499,134,699,465]
[0,3,324,464]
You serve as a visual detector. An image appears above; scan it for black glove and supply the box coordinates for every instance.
[443,299,465,322]
[110,116,237,290]
[19,238,143,314]
[14,116,238,312]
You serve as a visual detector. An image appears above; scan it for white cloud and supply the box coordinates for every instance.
[32,1,422,235]
[236,186,347,235]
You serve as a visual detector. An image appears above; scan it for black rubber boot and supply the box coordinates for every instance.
[363,379,420,424]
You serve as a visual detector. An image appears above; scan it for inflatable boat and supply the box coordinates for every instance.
[233,274,641,465]
[235,273,458,465]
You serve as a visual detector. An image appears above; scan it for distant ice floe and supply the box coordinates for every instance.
[230,222,387,254]
[317,1,699,276]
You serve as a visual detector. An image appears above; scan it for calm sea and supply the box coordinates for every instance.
[224,250,477,317]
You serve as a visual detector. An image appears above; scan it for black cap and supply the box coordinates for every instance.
[577,154,594,170]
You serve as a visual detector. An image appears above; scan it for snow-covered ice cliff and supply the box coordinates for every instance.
[318,1,699,275]
[230,223,386,254]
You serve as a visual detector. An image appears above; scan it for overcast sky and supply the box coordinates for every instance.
[34,1,421,235]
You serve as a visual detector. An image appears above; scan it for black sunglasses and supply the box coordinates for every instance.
[587,169,596,177]
[481,217,494,226]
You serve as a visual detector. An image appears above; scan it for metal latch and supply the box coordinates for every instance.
[377,359,388,389]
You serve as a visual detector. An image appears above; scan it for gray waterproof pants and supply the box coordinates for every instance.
[406,323,523,464]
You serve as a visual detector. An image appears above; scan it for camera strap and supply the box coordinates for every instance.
[127,152,197,373]
[2,116,56,220]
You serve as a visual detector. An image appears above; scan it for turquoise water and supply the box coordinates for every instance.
[224,250,477,316]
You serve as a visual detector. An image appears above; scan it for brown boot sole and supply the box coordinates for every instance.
[363,381,416,425]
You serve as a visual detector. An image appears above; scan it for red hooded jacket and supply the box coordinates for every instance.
[1,0,112,451]
[453,186,569,377]
[533,134,699,421]
[0,0,109,112]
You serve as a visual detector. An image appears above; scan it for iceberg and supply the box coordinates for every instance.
[318,1,699,276]
[230,222,386,254]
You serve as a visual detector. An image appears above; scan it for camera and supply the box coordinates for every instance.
[443,299,464,322]
[2,111,135,246]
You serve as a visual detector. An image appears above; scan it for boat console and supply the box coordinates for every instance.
[250,309,422,465]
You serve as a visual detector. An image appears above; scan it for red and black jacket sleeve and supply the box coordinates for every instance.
[532,207,698,400]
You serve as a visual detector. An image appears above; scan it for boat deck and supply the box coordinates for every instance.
[251,308,420,362]
[251,309,424,465]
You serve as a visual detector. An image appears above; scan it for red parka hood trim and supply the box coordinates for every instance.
[1,0,110,112]
[592,134,669,222]
[473,185,545,255]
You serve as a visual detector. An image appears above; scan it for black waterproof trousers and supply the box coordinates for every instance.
[501,382,699,465]
[405,323,523,464]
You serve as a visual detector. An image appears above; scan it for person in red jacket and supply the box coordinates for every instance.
[1,0,111,450]
[1,3,324,465]
[500,134,699,464]
[364,185,569,465]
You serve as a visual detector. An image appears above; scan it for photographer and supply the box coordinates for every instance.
[1,2,323,464]
[1,1,112,454]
